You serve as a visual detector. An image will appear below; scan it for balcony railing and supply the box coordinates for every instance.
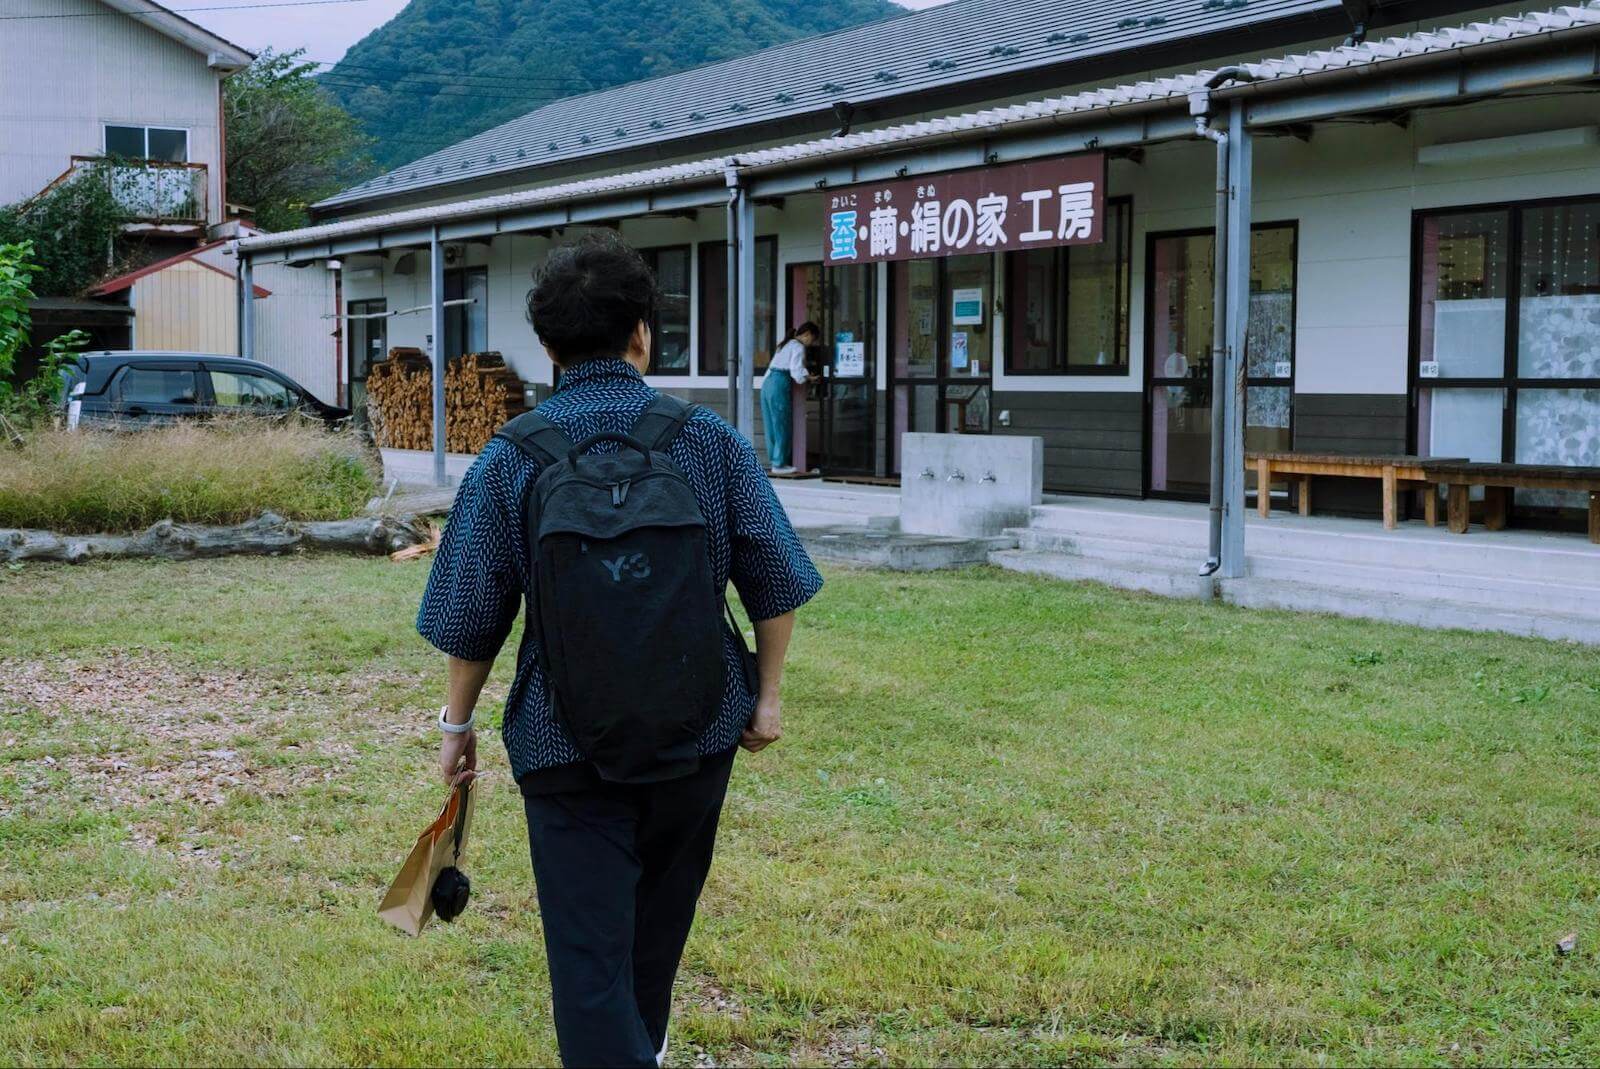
[67,156,209,223]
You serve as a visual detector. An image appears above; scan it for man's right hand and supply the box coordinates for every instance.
[440,726,479,784]
[741,695,782,753]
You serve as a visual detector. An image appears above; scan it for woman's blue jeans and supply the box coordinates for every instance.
[761,371,793,469]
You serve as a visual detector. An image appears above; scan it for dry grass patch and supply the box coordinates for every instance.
[0,419,378,533]
[0,652,425,815]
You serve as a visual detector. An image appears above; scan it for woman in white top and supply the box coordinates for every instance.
[760,321,819,474]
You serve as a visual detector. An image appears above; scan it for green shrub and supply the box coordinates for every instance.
[0,420,380,532]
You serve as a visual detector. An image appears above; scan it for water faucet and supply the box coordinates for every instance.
[947,469,966,482]
[919,467,936,479]
[980,471,997,483]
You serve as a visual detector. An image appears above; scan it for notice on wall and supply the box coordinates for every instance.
[951,289,985,326]
[835,341,866,378]
[950,332,969,370]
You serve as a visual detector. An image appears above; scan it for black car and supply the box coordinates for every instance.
[62,352,351,430]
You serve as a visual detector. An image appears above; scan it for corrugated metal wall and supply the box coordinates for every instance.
[0,0,225,218]
[253,261,339,403]
[132,262,235,351]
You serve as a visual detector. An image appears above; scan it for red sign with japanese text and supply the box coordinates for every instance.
[822,153,1107,266]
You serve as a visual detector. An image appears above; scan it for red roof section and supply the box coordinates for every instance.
[90,240,271,298]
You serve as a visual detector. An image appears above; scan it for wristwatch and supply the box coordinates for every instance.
[438,705,475,735]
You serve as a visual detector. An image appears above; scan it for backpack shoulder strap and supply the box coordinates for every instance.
[493,410,574,467]
[630,393,699,453]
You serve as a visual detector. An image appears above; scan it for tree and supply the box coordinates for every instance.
[0,241,34,381]
[225,49,375,232]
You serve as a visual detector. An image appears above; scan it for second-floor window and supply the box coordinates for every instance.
[104,125,188,163]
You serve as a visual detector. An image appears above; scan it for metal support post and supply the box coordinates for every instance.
[724,170,740,422]
[735,182,757,440]
[1220,100,1253,578]
[240,256,256,362]
[429,227,447,487]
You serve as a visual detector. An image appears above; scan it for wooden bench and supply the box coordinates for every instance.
[1422,462,1600,544]
[1246,452,1462,530]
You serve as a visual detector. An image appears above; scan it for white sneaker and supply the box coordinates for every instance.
[771,465,796,475]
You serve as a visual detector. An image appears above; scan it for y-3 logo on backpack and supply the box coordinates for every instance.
[601,552,652,582]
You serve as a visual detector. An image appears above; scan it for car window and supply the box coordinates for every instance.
[210,369,297,410]
[116,368,199,405]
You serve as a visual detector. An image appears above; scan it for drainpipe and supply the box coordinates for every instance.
[240,253,256,362]
[1191,67,1253,577]
[724,165,741,426]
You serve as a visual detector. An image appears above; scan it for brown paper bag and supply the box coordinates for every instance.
[378,777,476,937]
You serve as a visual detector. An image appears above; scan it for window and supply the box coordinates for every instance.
[103,125,188,163]
[1415,198,1600,509]
[1420,199,1593,476]
[210,369,297,410]
[116,367,198,405]
[699,238,778,376]
[639,246,691,374]
[443,268,488,359]
[1006,198,1132,373]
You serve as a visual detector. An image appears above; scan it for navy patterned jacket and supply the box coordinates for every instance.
[416,358,823,791]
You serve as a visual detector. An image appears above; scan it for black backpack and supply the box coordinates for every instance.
[495,393,735,784]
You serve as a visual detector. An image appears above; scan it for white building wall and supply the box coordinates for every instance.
[328,91,1600,455]
[0,0,228,219]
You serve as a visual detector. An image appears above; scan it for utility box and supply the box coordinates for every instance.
[900,433,1043,537]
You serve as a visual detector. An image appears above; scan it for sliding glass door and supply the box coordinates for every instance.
[887,254,994,476]
[1145,225,1298,500]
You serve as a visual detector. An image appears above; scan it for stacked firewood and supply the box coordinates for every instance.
[365,348,529,453]
[444,352,528,453]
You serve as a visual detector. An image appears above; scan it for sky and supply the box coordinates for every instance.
[184,0,955,69]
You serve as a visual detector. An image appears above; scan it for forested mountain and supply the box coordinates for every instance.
[321,0,902,170]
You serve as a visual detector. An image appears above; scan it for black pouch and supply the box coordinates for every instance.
[430,781,472,923]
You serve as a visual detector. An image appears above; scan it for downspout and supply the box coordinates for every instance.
[1191,66,1254,577]
[724,164,741,422]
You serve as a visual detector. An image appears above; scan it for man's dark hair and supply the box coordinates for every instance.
[526,233,657,365]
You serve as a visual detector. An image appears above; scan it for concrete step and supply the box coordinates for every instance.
[1025,504,1600,585]
[988,549,1219,600]
[785,506,898,530]
[805,527,1010,571]
[1027,503,1205,547]
[774,485,901,516]
[1007,527,1211,567]
[1223,577,1600,646]
[1246,552,1600,618]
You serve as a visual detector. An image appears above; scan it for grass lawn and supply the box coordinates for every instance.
[3,555,1600,1066]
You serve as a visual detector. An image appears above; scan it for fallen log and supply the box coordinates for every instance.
[0,512,430,564]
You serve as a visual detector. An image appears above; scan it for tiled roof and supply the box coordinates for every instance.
[244,2,1600,255]
[317,0,1343,210]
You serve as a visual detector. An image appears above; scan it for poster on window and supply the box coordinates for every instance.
[823,153,1106,266]
[835,341,865,377]
[951,289,985,326]
[950,332,969,370]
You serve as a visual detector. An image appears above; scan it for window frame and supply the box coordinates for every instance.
[112,364,201,407]
[102,124,190,163]
[1003,195,1134,376]
[1407,193,1600,467]
[206,366,301,411]
[635,245,693,376]
[697,236,779,378]
[443,266,489,360]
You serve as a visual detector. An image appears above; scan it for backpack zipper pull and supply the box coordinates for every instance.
[612,480,630,508]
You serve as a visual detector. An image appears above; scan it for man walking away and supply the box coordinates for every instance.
[416,232,823,1067]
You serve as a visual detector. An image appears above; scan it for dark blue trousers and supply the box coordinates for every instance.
[523,749,736,1067]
